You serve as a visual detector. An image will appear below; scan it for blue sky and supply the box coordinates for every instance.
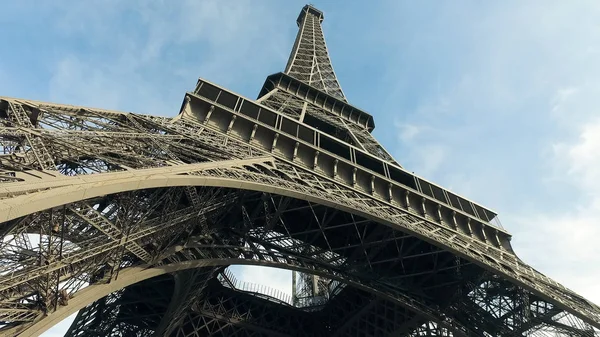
[1,1,599,335]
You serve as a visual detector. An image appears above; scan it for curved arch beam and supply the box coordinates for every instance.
[17,258,464,337]
[0,157,274,222]
[0,160,598,329]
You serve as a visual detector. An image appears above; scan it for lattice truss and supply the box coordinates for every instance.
[0,92,598,337]
[258,88,396,163]
[285,6,346,101]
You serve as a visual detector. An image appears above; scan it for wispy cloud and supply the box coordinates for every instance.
[395,123,421,142]
[515,119,600,303]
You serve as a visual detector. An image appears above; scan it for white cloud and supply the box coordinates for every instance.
[395,123,421,142]
[49,57,127,111]
[393,121,449,179]
[512,119,600,304]
[563,121,600,190]
[551,87,579,113]
[414,144,448,178]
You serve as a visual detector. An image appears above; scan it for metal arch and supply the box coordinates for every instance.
[0,157,274,223]
[0,163,599,331]
[17,257,468,337]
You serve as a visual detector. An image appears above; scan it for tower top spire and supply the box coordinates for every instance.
[296,4,324,26]
[285,4,346,101]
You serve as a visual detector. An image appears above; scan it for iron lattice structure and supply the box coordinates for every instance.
[0,4,598,337]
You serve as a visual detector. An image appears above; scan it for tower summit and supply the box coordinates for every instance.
[284,5,346,101]
[0,4,599,337]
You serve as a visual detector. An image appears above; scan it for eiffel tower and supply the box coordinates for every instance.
[0,4,599,337]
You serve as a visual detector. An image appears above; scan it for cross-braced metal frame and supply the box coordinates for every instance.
[0,4,598,337]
